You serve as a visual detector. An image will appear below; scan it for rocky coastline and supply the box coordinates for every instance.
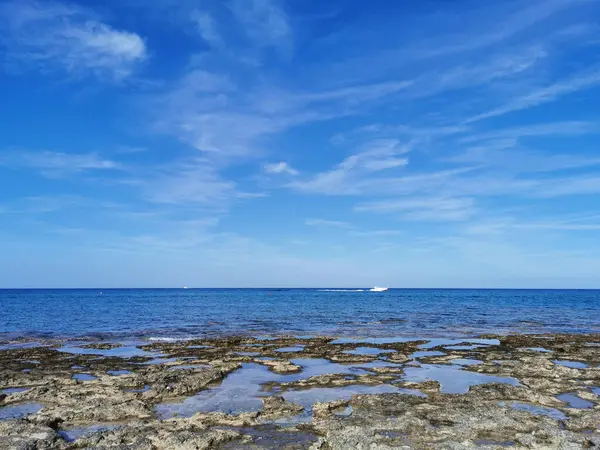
[1,333,599,449]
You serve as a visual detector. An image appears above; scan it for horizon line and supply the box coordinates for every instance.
[1,287,600,291]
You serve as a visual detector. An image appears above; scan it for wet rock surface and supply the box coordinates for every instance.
[0,333,598,449]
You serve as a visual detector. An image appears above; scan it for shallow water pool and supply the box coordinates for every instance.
[403,364,519,394]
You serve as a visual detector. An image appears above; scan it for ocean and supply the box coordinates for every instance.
[1,288,599,341]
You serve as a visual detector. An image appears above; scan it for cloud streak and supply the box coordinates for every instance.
[305,218,352,228]
[128,158,236,208]
[0,0,146,80]
[465,69,600,123]
[355,197,476,222]
[417,0,594,59]
[290,139,412,195]
[0,150,120,176]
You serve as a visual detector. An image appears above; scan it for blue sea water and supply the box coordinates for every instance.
[0,289,599,341]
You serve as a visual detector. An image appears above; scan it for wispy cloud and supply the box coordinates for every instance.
[355,197,476,222]
[465,68,600,123]
[534,175,600,198]
[229,0,292,53]
[302,81,414,104]
[134,0,600,248]
[192,11,222,47]
[123,0,291,59]
[348,230,402,237]
[5,0,600,287]
[236,191,269,199]
[0,1,146,80]
[463,213,600,236]
[263,162,299,175]
[143,3,564,208]
[448,146,600,173]
[129,158,236,207]
[150,73,269,157]
[331,124,468,147]
[0,150,120,176]
[149,69,294,158]
[459,121,600,143]
[290,139,411,195]
[407,47,547,100]
[0,195,89,215]
[416,0,594,59]
[292,165,479,197]
[305,218,352,228]
[149,68,418,161]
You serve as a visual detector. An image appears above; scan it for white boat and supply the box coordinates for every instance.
[370,286,388,292]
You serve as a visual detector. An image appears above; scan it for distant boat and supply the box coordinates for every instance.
[370,286,388,292]
[183,286,188,289]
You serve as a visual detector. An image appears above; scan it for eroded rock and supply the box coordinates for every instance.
[1,333,599,448]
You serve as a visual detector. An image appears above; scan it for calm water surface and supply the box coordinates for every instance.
[1,289,599,340]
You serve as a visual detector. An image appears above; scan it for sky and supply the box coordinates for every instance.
[1,0,600,288]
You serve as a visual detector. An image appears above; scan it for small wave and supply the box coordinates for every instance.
[318,289,366,292]
[147,337,193,342]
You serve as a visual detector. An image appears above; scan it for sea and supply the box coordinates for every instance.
[1,289,599,342]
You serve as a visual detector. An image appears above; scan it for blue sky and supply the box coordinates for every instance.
[1,0,600,288]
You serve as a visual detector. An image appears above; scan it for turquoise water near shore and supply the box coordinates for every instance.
[1,289,599,340]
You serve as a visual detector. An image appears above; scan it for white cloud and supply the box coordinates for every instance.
[355,197,476,222]
[192,11,222,46]
[149,68,417,162]
[407,47,548,100]
[147,23,550,174]
[358,139,412,156]
[448,145,600,173]
[229,0,291,52]
[133,158,235,207]
[331,124,468,147]
[236,192,269,199]
[0,150,119,176]
[302,81,414,104]
[459,121,600,143]
[417,0,593,59]
[319,0,592,88]
[518,223,600,231]
[290,165,358,195]
[150,69,295,158]
[348,230,402,237]
[362,158,409,171]
[289,140,411,195]
[534,176,600,198]
[305,218,352,228]
[0,195,89,214]
[463,214,600,236]
[292,166,473,197]
[263,162,298,175]
[465,68,600,123]
[0,0,146,80]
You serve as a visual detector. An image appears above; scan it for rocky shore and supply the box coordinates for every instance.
[1,333,599,449]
